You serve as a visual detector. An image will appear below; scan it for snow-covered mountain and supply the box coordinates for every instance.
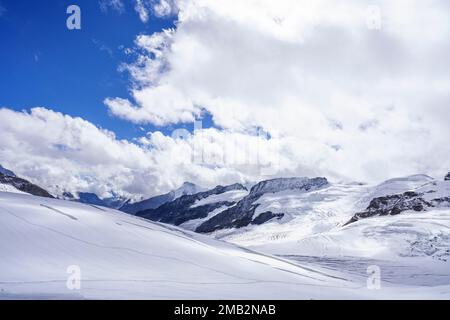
[136,174,450,259]
[196,177,329,233]
[136,177,329,233]
[345,178,450,225]
[0,167,53,198]
[0,165,16,177]
[136,183,248,227]
[130,173,450,285]
[120,182,203,214]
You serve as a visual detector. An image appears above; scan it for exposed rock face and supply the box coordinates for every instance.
[445,172,450,181]
[0,172,53,198]
[252,211,285,225]
[136,183,247,226]
[346,191,432,225]
[346,189,450,225]
[196,177,329,233]
[249,177,328,195]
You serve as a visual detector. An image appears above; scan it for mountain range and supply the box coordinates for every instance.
[2,164,450,242]
[1,163,450,298]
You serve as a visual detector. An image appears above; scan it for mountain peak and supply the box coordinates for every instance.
[0,165,16,177]
[173,182,204,198]
[249,177,329,195]
[0,171,53,198]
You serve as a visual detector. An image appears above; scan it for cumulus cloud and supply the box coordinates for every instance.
[104,0,450,182]
[0,108,285,198]
[2,1,450,198]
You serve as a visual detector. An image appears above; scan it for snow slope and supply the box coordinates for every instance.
[0,191,364,300]
[2,174,450,299]
[0,183,26,194]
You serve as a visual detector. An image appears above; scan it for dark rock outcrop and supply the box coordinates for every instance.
[136,183,247,226]
[0,172,54,198]
[345,191,435,225]
[252,211,285,225]
[445,172,450,181]
[196,177,328,233]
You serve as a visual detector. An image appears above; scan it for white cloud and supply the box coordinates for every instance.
[134,0,150,23]
[133,0,179,22]
[104,0,450,182]
[152,0,178,17]
[3,1,450,199]
[0,108,283,198]
[99,0,125,14]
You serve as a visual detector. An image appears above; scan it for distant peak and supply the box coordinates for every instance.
[173,182,204,198]
[249,177,328,195]
[0,165,16,177]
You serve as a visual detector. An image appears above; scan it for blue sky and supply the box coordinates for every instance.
[0,0,187,139]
